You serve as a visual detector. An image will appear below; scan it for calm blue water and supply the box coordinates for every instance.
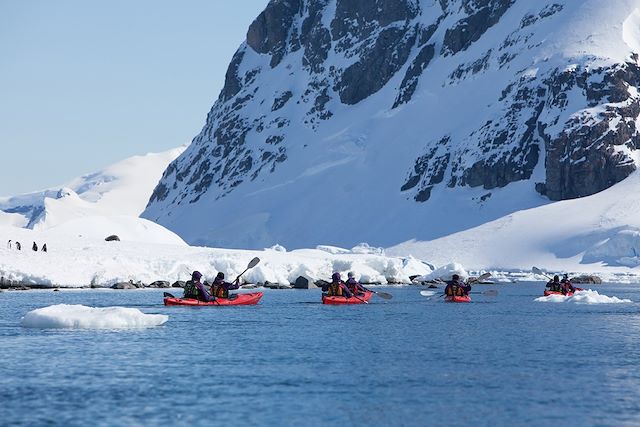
[1,283,639,426]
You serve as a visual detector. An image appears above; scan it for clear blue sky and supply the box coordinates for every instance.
[0,0,268,196]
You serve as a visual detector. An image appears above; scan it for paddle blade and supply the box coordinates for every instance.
[478,272,492,281]
[532,266,543,275]
[163,292,175,298]
[247,257,260,269]
[376,291,393,300]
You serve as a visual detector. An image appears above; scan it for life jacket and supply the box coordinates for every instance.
[446,283,465,296]
[183,281,200,299]
[327,282,344,296]
[211,281,229,298]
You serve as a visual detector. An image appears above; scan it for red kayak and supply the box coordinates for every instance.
[444,295,471,303]
[543,290,574,297]
[322,291,374,305]
[164,292,263,306]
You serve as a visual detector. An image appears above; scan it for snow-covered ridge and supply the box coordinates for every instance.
[143,0,640,251]
[0,146,185,231]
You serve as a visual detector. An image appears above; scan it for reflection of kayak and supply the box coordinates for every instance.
[322,291,373,305]
[444,295,471,303]
[164,292,264,306]
[543,290,574,297]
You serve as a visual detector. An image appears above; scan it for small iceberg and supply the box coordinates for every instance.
[535,290,632,304]
[21,304,168,329]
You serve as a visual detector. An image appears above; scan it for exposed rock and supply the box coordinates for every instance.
[111,280,143,289]
[148,281,171,288]
[571,275,603,285]
[105,235,120,242]
[293,276,317,289]
[172,281,186,288]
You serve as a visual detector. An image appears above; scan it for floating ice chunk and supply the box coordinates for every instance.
[21,304,168,329]
[420,290,437,297]
[413,262,468,282]
[534,290,632,304]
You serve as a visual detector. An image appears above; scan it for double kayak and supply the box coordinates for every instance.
[164,292,264,306]
[322,291,374,305]
[445,295,471,303]
[543,290,573,297]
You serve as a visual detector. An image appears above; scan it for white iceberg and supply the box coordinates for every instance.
[534,289,632,304]
[21,304,168,329]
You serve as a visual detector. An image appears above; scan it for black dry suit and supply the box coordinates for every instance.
[546,278,562,292]
[183,280,200,299]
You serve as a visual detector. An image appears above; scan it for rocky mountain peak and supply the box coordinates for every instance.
[144,0,640,248]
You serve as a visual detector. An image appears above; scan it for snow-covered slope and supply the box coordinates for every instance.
[143,0,640,250]
[388,169,640,272]
[0,147,185,241]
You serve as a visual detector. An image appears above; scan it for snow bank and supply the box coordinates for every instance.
[42,216,187,246]
[534,290,632,304]
[582,228,640,267]
[21,304,168,329]
[0,225,432,287]
[413,263,467,282]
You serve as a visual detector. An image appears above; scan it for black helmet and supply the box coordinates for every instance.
[452,274,460,281]
[216,272,224,280]
[554,275,559,281]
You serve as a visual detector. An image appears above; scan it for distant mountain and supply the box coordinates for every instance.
[143,0,640,250]
[0,147,185,233]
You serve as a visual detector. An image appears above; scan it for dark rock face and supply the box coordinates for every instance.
[145,0,640,240]
[539,63,640,200]
[247,0,302,67]
[442,0,515,56]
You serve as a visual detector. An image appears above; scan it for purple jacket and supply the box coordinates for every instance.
[196,282,216,302]
[346,278,367,294]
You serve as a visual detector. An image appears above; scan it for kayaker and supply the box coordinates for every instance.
[561,274,576,295]
[444,274,471,297]
[210,272,240,299]
[322,272,352,298]
[546,275,562,292]
[345,272,367,296]
[183,271,216,302]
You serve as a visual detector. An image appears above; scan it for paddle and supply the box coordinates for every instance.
[361,286,393,300]
[164,292,175,298]
[532,266,552,280]
[350,294,368,304]
[234,257,260,284]
[471,289,499,296]
[467,272,492,284]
